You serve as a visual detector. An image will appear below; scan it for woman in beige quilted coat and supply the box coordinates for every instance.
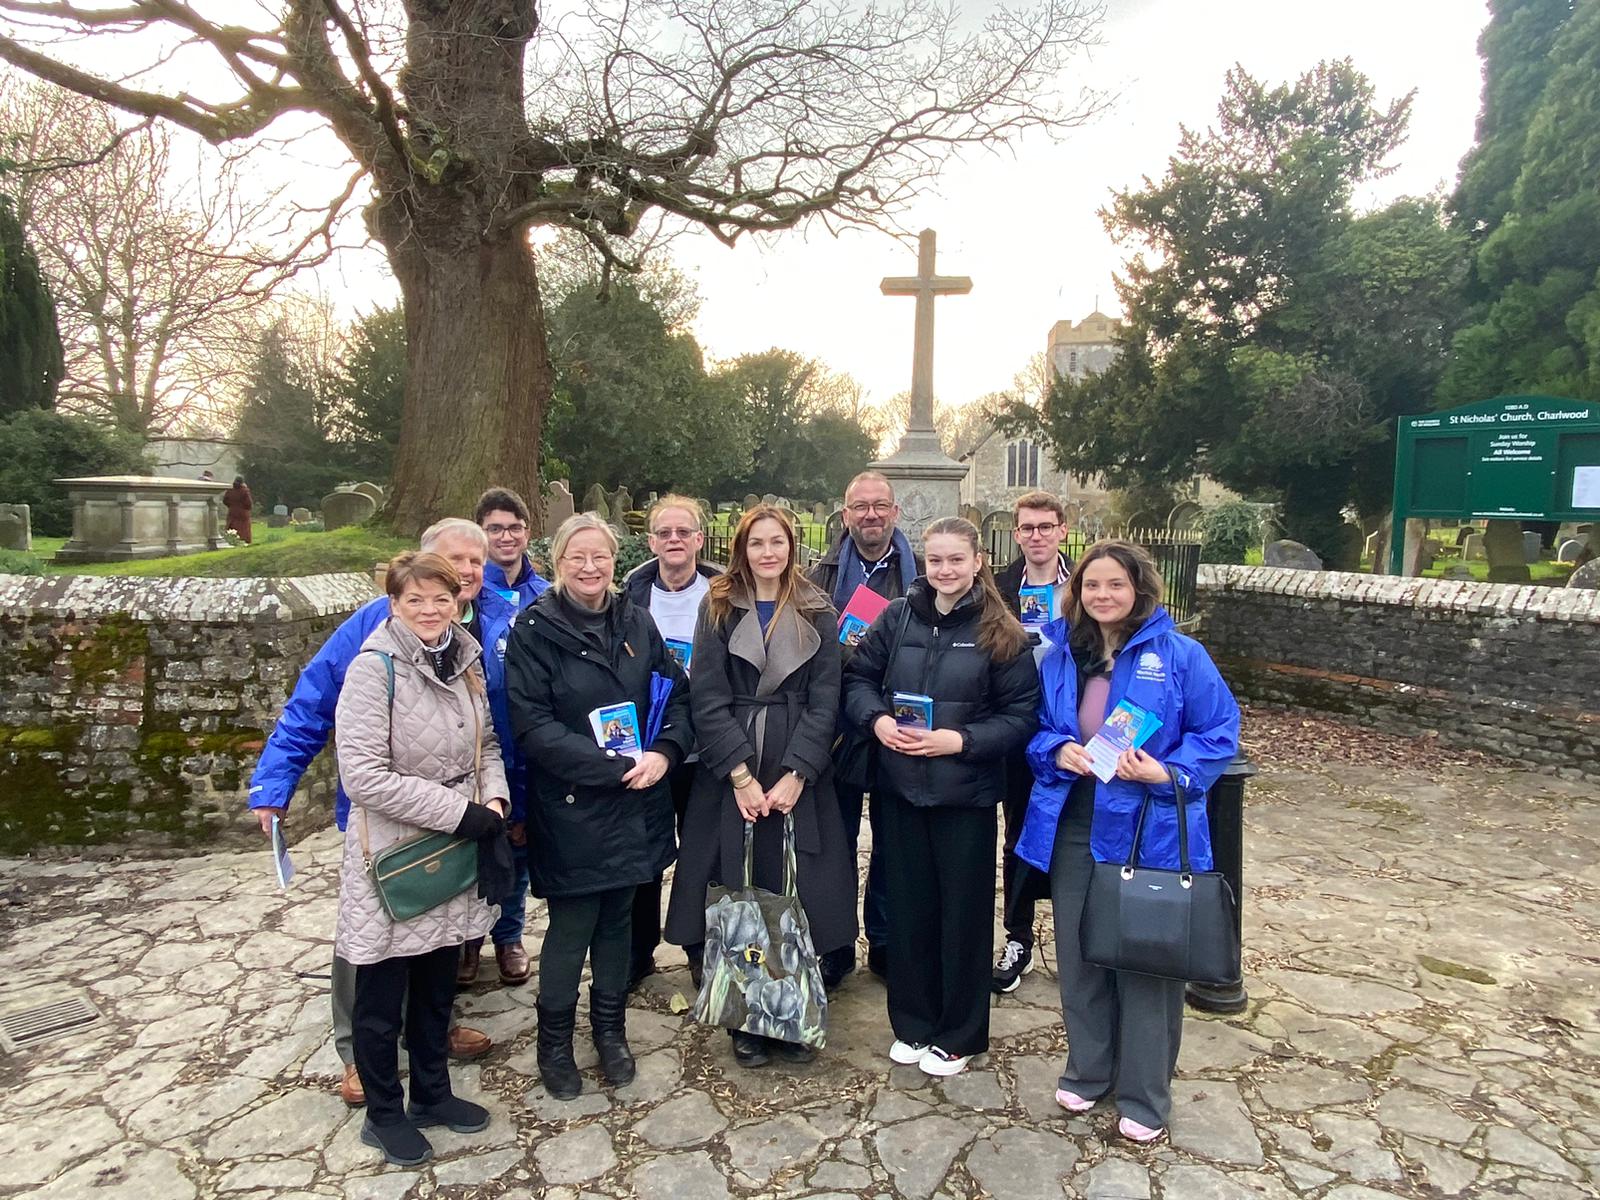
[334,551,511,1168]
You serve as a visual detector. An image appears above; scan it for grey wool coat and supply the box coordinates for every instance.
[333,617,508,965]
[664,585,859,956]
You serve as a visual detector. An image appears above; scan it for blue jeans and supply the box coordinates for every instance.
[490,840,531,945]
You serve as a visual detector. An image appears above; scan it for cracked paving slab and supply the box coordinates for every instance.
[0,753,1596,1198]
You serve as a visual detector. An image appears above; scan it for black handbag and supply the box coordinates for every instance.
[1080,789,1239,984]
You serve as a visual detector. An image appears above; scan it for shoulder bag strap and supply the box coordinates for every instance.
[357,650,396,871]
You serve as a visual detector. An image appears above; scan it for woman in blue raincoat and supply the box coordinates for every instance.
[1015,540,1239,1144]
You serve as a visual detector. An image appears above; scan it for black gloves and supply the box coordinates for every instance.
[476,832,517,906]
[454,802,505,841]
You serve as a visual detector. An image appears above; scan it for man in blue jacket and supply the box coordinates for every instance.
[247,517,502,1108]
[460,487,552,988]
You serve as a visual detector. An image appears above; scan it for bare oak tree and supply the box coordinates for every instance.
[0,0,1104,529]
[2,82,280,435]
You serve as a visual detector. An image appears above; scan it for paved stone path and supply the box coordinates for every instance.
[1,754,1596,1199]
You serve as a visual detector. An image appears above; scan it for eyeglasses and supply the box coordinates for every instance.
[651,527,698,540]
[846,501,895,516]
[484,522,527,537]
[1016,522,1060,537]
[560,552,614,569]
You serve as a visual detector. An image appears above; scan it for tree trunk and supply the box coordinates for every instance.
[383,232,550,536]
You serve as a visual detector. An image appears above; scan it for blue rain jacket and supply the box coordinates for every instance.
[477,555,551,822]
[1015,607,1240,873]
[247,595,389,830]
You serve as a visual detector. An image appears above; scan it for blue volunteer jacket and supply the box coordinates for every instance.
[1015,607,1240,874]
[247,595,389,830]
[477,555,551,823]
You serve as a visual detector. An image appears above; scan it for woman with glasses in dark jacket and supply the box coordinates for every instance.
[843,516,1039,1078]
[505,513,692,1101]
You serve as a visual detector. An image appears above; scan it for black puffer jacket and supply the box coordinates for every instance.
[505,589,693,897]
[842,579,1039,808]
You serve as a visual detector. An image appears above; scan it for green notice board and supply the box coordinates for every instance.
[1390,395,1600,573]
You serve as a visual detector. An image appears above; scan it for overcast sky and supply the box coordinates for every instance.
[296,0,1491,416]
[658,0,1492,413]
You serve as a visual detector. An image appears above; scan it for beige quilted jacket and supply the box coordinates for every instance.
[333,617,509,965]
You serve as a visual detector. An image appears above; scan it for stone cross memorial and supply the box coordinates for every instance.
[872,229,971,543]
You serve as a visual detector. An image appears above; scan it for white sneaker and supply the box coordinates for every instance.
[889,1039,929,1065]
[918,1046,970,1077]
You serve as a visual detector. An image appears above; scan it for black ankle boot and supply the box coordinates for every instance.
[536,997,582,1100]
[589,988,636,1086]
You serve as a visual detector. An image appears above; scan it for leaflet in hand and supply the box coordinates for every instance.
[892,691,934,730]
[664,638,694,674]
[1018,584,1054,629]
[838,584,889,646]
[271,815,295,889]
[1084,700,1163,782]
[588,701,643,762]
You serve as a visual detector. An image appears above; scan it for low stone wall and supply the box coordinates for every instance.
[1196,565,1600,778]
[0,572,376,854]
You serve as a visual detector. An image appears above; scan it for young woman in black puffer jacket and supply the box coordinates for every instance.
[842,516,1039,1078]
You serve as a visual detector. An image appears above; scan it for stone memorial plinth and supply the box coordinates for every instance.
[52,476,228,563]
[0,503,31,551]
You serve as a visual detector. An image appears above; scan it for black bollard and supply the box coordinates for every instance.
[1186,753,1256,1014]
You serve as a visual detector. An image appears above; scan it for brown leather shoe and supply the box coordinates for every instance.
[495,941,531,986]
[457,939,482,987]
[447,1024,492,1061]
[339,1063,366,1107]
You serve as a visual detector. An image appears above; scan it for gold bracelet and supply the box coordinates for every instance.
[730,767,753,787]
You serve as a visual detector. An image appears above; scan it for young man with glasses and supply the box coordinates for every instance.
[621,495,722,989]
[992,490,1074,992]
[463,488,552,989]
[808,471,923,989]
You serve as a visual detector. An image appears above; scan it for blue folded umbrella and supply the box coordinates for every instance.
[644,671,675,746]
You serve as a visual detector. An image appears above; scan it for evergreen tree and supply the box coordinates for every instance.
[235,321,348,510]
[326,305,405,482]
[0,192,63,414]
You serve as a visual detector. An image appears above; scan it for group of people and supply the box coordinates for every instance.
[248,472,1240,1167]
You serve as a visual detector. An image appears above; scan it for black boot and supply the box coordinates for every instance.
[589,989,637,1086]
[535,998,582,1100]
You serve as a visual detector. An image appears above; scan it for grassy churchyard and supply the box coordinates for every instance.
[26,525,414,580]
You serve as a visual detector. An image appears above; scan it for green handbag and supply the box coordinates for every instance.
[356,650,480,922]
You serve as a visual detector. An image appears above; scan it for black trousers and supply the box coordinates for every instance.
[353,944,459,1126]
[631,762,698,968]
[542,885,634,1007]
[1000,748,1050,949]
[879,789,997,1058]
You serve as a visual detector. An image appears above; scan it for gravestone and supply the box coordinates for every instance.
[1364,530,1380,563]
[1558,538,1584,563]
[352,481,385,507]
[582,483,608,516]
[609,486,633,525]
[743,494,761,512]
[543,480,575,536]
[1462,532,1486,562]
[322,490,376,530]
[272,503,289,517]
[813,501,830,523]
[1522,530,1543,564]
[0,503,31,551]
[762,492,778,506]
[1456,526,1475,546]
[53,476,227,562]
[1483,519,1531,583]
[825,510,844,546]
[960,504,983,527]
[645,491,659,507]
[1328,523,1364,572]
[291,507,312,524]
[267,512,289,528]
[1262,539,1322,571]
[1567,559,1600,589]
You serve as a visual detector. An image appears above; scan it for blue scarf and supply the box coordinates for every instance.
[830,527,918,612]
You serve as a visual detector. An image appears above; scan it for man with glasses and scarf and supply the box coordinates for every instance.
[992,490,1074,992]
[808,471,923,989]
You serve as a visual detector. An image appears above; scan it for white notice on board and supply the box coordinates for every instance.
[1574,466,1600,510]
